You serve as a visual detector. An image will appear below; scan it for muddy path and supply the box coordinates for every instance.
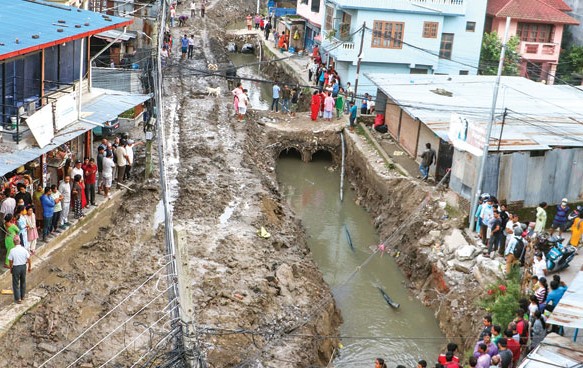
[159,0,341,367]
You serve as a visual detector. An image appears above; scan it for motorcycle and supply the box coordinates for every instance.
[536,233,577,273]
[565,205,582,231]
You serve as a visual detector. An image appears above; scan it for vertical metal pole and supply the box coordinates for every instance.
[257,0,260,14]
[352,22,366,102]
[496,108,507,152]
[340,131,345,202]
[468,17,510,231]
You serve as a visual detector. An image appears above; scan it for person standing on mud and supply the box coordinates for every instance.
[348,100,357,131]
[290,87,299,117]
[200,2,205,17]
[170,5,176,27]
[281,85,291,114]
[187,34,195,59]
[264,20,272,40]
[180,34,188,60]
[310,90,320,121]
[419,142,436,181]
[254,14,261,29]
[271,82,281,113]
[246,14,253,31]
[8,234,31,304]
[190,1,197,18]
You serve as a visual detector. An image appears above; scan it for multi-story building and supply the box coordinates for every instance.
[0,0,151,187]
[486,0,579,84]
[296,0,325,52]
[320,0,487,96]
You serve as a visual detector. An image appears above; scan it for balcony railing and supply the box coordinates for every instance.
[407,0,465,15]
[520,42,559,59]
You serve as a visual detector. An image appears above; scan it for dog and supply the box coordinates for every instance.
[208,63,218,71]
[206,86,221,97]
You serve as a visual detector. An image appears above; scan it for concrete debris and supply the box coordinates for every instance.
[455,245,480,261]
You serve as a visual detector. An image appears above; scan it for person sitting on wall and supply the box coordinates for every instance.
[373,114,387,133]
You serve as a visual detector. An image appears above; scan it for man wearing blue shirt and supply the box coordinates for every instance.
[40,187,55,242]
[546,279,567,307]
[348,100,357,132]
[271,82,281,112]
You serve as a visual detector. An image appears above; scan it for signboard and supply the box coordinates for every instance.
[448,113,486,156]
[26,103,54,148]
[55,93,78,130]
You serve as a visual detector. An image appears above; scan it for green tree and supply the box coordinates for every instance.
[556,46,583,85]
[479,32,521,76]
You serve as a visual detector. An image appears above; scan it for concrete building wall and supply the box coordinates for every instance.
[296,0,324,26]
[436,0,488,75]
[452,148,583,206]
[398,111,420,157]
[416,123,441,178]
[385,102,401,138]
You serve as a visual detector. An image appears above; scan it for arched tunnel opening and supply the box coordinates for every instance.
[311,150,333,162]
[279,147,302,160]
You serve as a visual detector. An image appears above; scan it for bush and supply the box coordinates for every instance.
[479,268,522,329]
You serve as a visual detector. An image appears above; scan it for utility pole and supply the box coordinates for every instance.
[468,17,511,232]
[257,0,260,14]
[352,22,366,102]
[496,108,508,152]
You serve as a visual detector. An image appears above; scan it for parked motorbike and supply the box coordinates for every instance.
[536,233,577,273]
[565,205,582,231]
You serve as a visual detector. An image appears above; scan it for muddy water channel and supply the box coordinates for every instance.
[228,52,271,110]
[277,154,444,366]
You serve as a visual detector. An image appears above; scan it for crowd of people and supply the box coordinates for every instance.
[0,135,142,304]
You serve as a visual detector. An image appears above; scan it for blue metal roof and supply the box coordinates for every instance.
[0,0,133,61]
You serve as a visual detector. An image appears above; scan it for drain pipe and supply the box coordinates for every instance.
[340,131,345,202]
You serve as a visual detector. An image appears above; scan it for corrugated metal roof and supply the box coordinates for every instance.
[546,269,583,329]
[517,333,583,368]
[94,29,137,42]
[81,88,151,124]
[329,0,465,14]
[0,0,133,61]
[366,73,583,151]
[0,89,151,176]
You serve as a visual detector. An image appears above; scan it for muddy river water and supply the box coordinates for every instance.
[277,154,444,366]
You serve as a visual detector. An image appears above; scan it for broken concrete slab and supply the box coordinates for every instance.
[455,245,480,261]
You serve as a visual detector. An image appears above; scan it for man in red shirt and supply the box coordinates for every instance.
[82,158,98,206]
[438,342,460,365]
[504,329,521,366]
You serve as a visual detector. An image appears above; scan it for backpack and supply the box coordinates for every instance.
[513,236,525,264]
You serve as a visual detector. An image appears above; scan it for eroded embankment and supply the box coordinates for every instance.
[253,116,485,351]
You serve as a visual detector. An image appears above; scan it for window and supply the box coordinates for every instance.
[423,22,438,38]
[339,11,352,39]
[324,5,334,30]
[516,23,554,43]
[300,0,308,4]
[371,21,404,49]
[466,21,476,32]
[311,0,320,13]
[410,68,428,74]
[439,33,454,59]
[459,70,469,75]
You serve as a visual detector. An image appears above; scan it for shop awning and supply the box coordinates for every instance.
[81,89,151,124]
[0,89,152,176]
[0,120,95,176]
[93,30,137,42]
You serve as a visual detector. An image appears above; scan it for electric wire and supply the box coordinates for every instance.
[64,287,174,368]
[39,261,173,368]
[97,305,179,368]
